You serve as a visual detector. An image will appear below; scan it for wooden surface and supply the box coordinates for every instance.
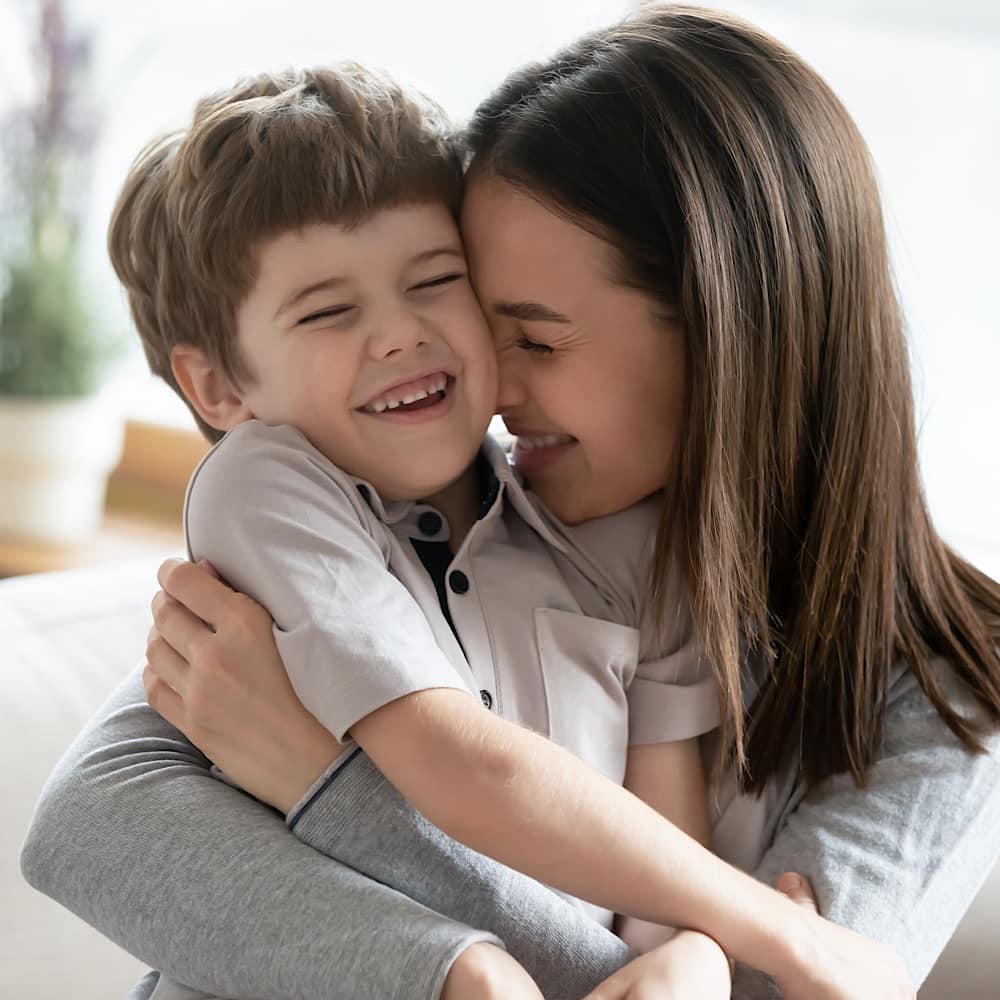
[0,509,184,578]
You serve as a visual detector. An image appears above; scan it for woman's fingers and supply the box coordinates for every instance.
[146,622,192,695]
[156,557,233,627]
[197,558,222,580]
[143,662,186,730]
[776,872,819,913]
[151,588,214,662]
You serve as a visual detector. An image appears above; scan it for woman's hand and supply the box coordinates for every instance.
[144,557,344,813]
[583,930,731,1000]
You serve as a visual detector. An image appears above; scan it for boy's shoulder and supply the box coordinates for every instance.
[185,419,378,534]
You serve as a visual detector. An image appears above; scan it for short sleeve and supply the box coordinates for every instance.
[628,562,720,745]
[184,420,473,741]
[628,643,721,744]
[538,492,721,746]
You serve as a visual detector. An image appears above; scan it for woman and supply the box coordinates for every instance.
[22,6,1000,999]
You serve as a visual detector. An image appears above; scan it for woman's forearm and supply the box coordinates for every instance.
[20,669,500,1000]
[288,751,632,997]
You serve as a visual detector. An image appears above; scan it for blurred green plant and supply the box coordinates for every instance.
[0,0,124,398]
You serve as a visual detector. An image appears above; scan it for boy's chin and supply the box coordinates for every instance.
[379,446,484,505]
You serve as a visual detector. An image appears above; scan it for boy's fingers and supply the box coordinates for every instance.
[157,557,233,626]
[776,871,819,913]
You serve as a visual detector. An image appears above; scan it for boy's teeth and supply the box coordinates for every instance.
[364,374,449,413]
[517,434,574,451]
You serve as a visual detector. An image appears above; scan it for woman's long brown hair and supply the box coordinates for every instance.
[466,4,1000,792]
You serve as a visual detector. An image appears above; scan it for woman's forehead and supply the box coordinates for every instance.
[461,177,615,297]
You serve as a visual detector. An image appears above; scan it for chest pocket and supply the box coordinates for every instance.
[534,607,640,786]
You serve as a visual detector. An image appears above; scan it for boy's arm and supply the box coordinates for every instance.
[343,684,818,980]
[616,574,720,952]
[734,662,1000,994]
[19,668,502,1000]
[615,739,713,952]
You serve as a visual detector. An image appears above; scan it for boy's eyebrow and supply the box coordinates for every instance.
[408,246,466,266]
[493,301,572,323]
[274,246,465,319]
[275,276,348,319]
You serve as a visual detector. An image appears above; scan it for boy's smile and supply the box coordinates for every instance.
[358,371,455,419]
[230,203,497,502]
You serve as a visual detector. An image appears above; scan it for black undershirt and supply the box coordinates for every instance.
[409,452,499,654]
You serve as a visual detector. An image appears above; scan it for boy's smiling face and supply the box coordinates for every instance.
[232,202,497,501]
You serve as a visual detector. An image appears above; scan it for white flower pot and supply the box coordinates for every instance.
[0,395,125,546]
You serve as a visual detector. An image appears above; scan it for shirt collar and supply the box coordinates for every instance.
[348,434,567,554]
[478,435,569,555]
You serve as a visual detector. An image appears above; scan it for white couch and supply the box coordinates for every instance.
[5,556,1000,999]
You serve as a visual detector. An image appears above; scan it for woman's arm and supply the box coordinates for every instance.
[146,568,636,996]
[151,550,913,1000]
[19,669,504,1000]
[736,662,1000,995]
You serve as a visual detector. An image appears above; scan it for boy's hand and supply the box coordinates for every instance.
[583,929,731,1000]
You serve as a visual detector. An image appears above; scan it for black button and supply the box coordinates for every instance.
[480,689,493,710]
[448,570,470,595]
[418,511,443,537]
[477,475,501,520]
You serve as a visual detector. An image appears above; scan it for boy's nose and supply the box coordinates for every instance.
[370,309,431,359]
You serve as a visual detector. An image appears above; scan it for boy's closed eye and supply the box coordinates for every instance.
[409,272,467,293]
[296,273,466,325]
[298,304,356,325]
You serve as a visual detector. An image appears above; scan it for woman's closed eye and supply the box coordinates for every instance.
[516,335,554,355]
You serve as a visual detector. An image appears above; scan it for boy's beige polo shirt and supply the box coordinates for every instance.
[185,420,720,923]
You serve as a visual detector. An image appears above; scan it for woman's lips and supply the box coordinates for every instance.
[511,434,577,477]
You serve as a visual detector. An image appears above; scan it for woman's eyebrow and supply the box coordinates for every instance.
[494,301,572,323]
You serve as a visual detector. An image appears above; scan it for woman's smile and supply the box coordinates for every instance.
[463,176,685,524]
[506,427,578,478]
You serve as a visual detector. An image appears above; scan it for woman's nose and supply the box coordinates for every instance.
[495,351,528,409]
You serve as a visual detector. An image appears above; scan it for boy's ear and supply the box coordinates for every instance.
[170,344,253,432]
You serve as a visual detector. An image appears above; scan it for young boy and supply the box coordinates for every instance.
[109,63,808,1000]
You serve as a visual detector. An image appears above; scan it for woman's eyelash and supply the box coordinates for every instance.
[516,337,554,355]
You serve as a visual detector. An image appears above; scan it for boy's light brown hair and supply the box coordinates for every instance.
[109,64,463,441]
